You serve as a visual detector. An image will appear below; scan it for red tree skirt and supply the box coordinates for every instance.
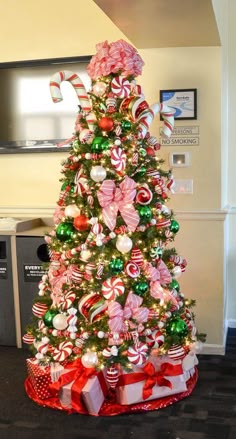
[24,368,198,416]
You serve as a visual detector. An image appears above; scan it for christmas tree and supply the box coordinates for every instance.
[24,40,205,415]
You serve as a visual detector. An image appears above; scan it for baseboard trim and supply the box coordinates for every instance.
[201,343,225,355]
[226,319,236,328]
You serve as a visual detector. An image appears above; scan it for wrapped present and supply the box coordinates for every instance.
[182,352,198,381]
[49,359,108,415]
[116,359,187,405]
[26,358,52,399]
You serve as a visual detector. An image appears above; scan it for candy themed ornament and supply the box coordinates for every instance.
[64,204,80,218]
[81,351,98,368]
[101,277,125,300]
[116,235,133,253]
[90,165,107,182]
[52,313,68,330]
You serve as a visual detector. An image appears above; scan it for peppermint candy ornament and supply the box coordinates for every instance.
[153,330,165,348]
[59,290,76,310]
[125,261,140,278]
[111,76,131,98]
[136,185,153,205]
[101,277,125,300]
[111,147,126,173]
[53,341,73,362]
[127,343,148,366]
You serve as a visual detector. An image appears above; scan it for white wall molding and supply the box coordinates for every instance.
[0,207,230,221]
[0,206,55,217]
[201,343,225,355]
[227,319,236,328]
[176,209,228,221]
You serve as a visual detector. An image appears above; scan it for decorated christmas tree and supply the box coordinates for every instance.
[24,40,205,416]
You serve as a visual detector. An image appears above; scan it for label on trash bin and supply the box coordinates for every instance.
[0,262,7,279]
[24,264,47,282]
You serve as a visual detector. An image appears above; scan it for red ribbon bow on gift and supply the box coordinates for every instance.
[49,359,106,412]
[97,176,139,232]
[117,361,183,400]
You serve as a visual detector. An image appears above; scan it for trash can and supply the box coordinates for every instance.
[16,236,50,340]
[0,236,16,346]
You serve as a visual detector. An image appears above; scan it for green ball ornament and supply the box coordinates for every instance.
[170,219,180,234]
[56,222,75,242]
[121,119,132,131]
[137,205,152,223]
[168,279,180,291]
[139,148,147,157]
[166,317,189,338]
[109,258,124,274]
[133,281,149,296]
[91,136,109,152]
[136,166,146,177]
[43,309,58,327]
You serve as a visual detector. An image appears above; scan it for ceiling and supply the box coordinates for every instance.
[93,0,221,48]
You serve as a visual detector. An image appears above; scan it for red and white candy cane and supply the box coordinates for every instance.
[138,102,175,139]
[49,70,96,131]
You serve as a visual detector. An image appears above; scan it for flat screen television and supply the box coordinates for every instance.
[0,56,91,154]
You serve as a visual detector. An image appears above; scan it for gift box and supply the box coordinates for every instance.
[48,359,108,415]
[116,358,187,405]
[59,368,108,415]
[182,352,198,381]
[26,358,52,399]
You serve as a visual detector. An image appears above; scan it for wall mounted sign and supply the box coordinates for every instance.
[160,89,197,120]
[24,264,47,282]
[0,262,7,279]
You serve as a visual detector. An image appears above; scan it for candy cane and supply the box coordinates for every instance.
[138,102,175,139]
[49,70,96,131]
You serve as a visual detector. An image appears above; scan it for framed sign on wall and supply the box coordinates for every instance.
[160,89,197,120]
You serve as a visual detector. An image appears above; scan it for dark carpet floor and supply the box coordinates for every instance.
[0,329,236,439]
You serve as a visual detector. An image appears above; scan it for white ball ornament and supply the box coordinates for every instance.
[93,81,107,96]
[65,204,80,218]
[172,266,182,279]
[80,249,92,261]
[116,235,133,254]
[90,166,107,182]
[97,331,105,339]
[81,351,98,368]
[52,314,68,330]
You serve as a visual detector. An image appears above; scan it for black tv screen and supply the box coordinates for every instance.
[0,56,91,154]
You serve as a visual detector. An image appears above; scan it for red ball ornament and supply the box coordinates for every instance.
[73,215,89,231]
[98,117,114,132]
[146,146,155,157]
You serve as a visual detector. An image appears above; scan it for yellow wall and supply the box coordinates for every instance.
[0,0,224,350]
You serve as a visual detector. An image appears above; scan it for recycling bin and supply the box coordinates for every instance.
[0,236,16,346]
[16,236,50,340]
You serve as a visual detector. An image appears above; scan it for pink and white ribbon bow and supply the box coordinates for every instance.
[107,301,126,333]
[124,291,149,323]
[150,282,179,309]
[97,176,139,232]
